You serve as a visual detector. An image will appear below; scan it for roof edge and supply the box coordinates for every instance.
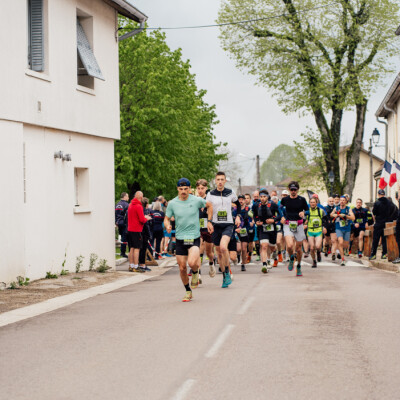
[375,73,400,118]
[103,0,148,22]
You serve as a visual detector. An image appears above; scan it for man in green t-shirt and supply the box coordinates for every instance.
[164,178,213,302]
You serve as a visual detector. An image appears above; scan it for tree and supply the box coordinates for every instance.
[259,144,305,185]
[115,19,226,200]
[218,0,399,197]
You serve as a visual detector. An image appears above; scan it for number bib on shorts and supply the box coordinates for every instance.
[239,228,247,237]
[199,218,207,229]
[217,209,228,222]
[289,221,298,233]
[184,239,194,246]
[263,224,274,232]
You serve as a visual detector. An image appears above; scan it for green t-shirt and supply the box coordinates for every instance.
[166,195,207,240]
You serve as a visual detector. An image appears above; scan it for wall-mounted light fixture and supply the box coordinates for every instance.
[54,151,63,159]
[62,154,72,162]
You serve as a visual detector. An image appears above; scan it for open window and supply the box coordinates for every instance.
[74,167,89,209]
[77,10,104,89]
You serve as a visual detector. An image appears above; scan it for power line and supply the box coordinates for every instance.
[119,2,341,32]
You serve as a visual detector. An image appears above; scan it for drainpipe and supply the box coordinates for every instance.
[118,20,145,41]
[376,113,389,162]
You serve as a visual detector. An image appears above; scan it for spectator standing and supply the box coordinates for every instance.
[115,192,129,258]
[128,191,152,272]
[139,197,153,271]
[370,189,390,260]
[151,201,165,259]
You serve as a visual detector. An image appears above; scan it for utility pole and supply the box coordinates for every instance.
[238,178,242,194]
[256,155,260,189]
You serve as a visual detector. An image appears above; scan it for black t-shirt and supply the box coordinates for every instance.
[281,195,309,221]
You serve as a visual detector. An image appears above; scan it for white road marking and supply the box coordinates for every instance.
[237,296,255,315]
[345,261,366,267]
[205,324,235,358]
[172,379,196,400]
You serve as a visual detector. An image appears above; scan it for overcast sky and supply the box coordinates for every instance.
[131,0,396,184]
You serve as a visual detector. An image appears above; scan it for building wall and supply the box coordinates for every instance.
[385,104,400,200]
[1,122,116,283]
[0,0,120,139]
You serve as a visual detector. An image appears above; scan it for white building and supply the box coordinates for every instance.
[0,0,147,283]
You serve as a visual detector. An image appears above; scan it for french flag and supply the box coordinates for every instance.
[379,161,392,189]
[389,161,400,187]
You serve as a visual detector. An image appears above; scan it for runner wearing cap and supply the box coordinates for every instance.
[323,197,338,260]
[330,196,355,266]
[206,172,241,288]
[245,193,255,263]
[280,181,309,276]
[254,189,280,273]
[252,191,261,261]
[235,195,254,271]
[165,178,213,302]
[196,179,216,278]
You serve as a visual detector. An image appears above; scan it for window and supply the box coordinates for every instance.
[77,10,104,89]
[28,0,44,71]
[74,167,89,208]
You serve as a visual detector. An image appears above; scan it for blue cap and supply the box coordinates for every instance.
[177,178,191,187]
[378,189,385,195]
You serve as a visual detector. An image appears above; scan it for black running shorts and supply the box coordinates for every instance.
[175,237,201,256]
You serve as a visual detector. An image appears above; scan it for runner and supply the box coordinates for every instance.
[279,190,289,261]
[280,181,309,277]
[304,197,326,268]
[164,178,213,302]
[245,193,255,263]
[323,197,338,260]
[352,198,369,258]
[235,195,255,271]
[271,195,284,263]
[196,179,216,278]
[330,196,355,266]
[252,191,261,261]
[206,172,241,288]
[255,189,280,273]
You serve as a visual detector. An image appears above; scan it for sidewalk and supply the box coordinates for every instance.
[0,257,177,315]
[348,250,400,273]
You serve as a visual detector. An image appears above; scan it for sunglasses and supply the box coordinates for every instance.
[290,188,298,191]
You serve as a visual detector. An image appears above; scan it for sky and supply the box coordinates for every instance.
[131,0,397,185]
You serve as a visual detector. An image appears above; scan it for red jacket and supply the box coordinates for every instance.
[128,198,148,232]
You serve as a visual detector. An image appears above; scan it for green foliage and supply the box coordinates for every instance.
[218,0,400,196]
[16,276,30,286]
[45,272,58,279]
[116,18,226,200]
[89,253,98,271]
[60,269,69,276]
[96,259,111,274]
[75,255,84,273]
[260,144,306,185]
[9,281,17,290]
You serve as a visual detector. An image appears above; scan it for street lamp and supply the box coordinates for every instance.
[328,170,334,196]
[372,128,380,145]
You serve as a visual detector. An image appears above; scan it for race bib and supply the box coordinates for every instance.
[248,229,254,234]
[199,218,207,229]
[183,239,194,246]
[217,210,228,222]
[339,220,347,228]
[289,221,298,233]
[263,224,274,232]
[239,228,247,237]
[312,220,320,228]
[356,218,363,224]
[276,224,281,232]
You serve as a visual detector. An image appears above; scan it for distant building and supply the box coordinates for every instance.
[0,0,147,283]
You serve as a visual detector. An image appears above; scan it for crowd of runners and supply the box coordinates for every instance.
[160,172,380,302]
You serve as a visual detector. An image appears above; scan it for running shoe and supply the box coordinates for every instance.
[253,250,257,255]
[247,254,251,263]
[278,253,283,263]
[165,253,173,257]
[267,260,272,270]
[272,251,277,260]
[182,291,193,302]
[337,253,341,260]
[191,272,199,288]
[226,271,232,286]
[332,254,336,261]
[340,260,346,266]
[229,267,233,281]
[241,265,246,272]
[369,254,376,261]
[392,257,400,264]
[382,254,388,260]
[288,255,295,271]
[133,267,145,273]
[344,249,349,256]
[358,251,362,258]
[324,251,328,257]
[261,266,268,274]
[256,256,261,261]
[317,251,321,262]
[143,266,152,272]
[273,258,278,267]
[209,264,216,278]
[296,265,303,276]
[312,260,317,268]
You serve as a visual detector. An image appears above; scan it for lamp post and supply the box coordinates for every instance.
[328,170,334,196]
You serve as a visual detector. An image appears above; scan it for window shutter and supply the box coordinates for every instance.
[77,19,104,81]
[29,0,44,72]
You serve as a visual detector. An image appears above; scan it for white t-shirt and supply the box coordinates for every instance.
[206,188,238,224]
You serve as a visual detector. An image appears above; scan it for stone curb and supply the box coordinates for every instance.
[349,254,400,273]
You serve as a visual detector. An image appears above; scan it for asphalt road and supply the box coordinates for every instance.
[1,257,400,400]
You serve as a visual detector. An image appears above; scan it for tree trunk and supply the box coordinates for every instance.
[128,181,141,200]
[343,99,367,200]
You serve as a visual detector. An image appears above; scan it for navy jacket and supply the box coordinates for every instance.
[115,200,129,226]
